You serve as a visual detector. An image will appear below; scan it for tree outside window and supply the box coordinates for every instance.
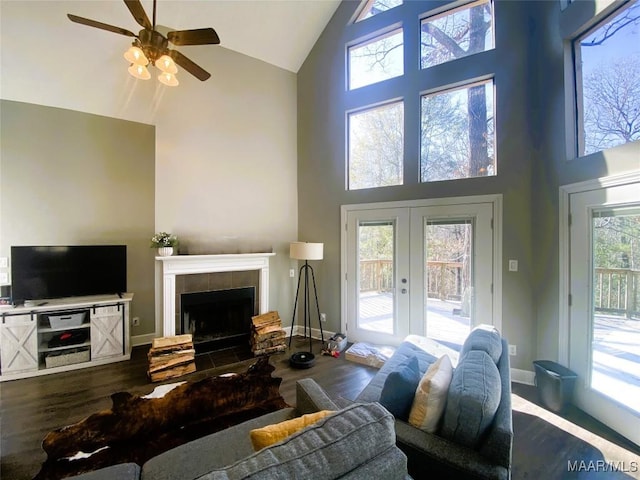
[349,102,404,190]
[575,2,640,156]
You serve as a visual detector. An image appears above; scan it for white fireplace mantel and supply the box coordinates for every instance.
[155,253,276,337]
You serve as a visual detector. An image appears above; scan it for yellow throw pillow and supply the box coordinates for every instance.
[250,410,334,451]
[408,354,453,433]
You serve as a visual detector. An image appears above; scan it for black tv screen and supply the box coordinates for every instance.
[10,245,127,304]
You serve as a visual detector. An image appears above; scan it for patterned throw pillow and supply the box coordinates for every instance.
[379,356,421,421]
[408,355,453,433]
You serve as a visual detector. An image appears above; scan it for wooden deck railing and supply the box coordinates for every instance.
[359,259,465,301]
[594,268,640,319]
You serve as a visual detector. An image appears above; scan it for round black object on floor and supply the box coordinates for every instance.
[289,352,316,369]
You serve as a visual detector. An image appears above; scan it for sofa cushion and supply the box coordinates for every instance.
[460,324,502,364]
[195,402,404,480]
[379,356,421,421]
[408,354,453,433]
[249,410,334,450]
[441,350,501,449]
[356,341,437,403]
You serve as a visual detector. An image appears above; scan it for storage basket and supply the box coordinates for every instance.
[48,312,86,329]
[45,348,90,368]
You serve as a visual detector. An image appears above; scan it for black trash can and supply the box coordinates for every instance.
[532,360,578,413]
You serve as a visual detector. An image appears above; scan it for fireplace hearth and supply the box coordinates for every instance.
[181,287,256,353]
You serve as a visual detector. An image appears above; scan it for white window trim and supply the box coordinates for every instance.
[558,170,640,365]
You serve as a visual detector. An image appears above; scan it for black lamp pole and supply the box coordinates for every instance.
[289,260,324,353]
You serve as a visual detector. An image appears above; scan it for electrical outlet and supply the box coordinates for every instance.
[508,260,518,272]
[132,317,140,327]
[508,344,517,356]
[0,257,8,268]
[320,313,327,322]
[289,269,295,278]
[0,272,8,284]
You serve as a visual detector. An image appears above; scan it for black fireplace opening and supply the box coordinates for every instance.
[181,287,256,353]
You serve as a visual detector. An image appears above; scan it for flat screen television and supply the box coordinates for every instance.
[10,245,127,305]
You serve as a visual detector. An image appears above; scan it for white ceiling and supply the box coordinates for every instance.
[7,0,342,73]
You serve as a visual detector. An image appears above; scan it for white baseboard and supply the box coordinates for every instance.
[511,368,536,385]
[288,325,335,343]
[131,333,155,347]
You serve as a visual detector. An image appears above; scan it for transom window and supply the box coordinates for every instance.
[348,28,404,90]
[355,0,403,22]
[348,101,404,190]
[573,2,640,157]
[421,80,495,182]
[421,0,494,69]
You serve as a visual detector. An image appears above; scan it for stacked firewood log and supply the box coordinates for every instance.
[250,311,287,356]
[147,334,196,382]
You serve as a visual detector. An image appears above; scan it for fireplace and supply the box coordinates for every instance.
[155,253,275,340]
[181,287,255,353]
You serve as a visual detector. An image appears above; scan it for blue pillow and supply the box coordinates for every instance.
[378,356,420,421]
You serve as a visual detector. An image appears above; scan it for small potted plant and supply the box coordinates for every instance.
[151,232,178,256]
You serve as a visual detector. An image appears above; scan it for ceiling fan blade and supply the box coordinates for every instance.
[169,50,211,81]
[67,14,137,37]
[123,0,152,29]
[168,28,220,46]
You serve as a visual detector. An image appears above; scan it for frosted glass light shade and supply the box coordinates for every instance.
[156,54,178,74]
[158,72,179,86]
[128,64,151,80]
[124,46,148,66]
[290,242,323,260]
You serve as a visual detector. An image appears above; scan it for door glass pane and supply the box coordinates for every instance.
[424,220,472,350]
[591,209,640,413]
[358,221,394,334]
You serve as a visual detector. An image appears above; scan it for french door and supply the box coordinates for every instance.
[566,179,640,445]
[342,197,499,347]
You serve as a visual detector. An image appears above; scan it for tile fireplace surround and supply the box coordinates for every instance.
[155,253,276,337]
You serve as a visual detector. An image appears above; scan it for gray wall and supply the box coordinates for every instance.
[298,0,539,370]
[0,100,156,334]
[298,0,639,370]
[531,1,640,361]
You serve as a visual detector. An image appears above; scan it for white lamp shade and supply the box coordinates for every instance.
[128,64,151,80]
[156,54,178,74]
[290,242,323,260]
[124,46,148,66]
[158,72,179,86]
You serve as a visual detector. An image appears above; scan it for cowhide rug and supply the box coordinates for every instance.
[34,356,288,480]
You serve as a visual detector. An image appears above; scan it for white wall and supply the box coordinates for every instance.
[1,1,299,338]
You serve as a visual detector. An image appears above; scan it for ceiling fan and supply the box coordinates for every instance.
[67,0,220,85]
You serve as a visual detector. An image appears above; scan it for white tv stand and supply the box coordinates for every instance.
[0,293,133,382]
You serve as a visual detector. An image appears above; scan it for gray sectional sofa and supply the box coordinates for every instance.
[355,327,513,480]
[69,379,410,480]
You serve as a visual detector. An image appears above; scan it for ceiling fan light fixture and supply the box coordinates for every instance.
[156,54,178,74]
[128,63,151,80]
[124,45,149,66]
[158,72,179,87]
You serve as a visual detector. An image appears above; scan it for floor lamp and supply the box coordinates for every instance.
[288,242,325,368]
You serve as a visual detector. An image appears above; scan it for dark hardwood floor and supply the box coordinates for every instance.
[1,338,639,480]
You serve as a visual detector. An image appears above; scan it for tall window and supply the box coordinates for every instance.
[421,0,494,69]
[348,102,404,190]
[348,29,404,90]
[574,2,640,156]
[345,0,496,191]
[421,80,495,182]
